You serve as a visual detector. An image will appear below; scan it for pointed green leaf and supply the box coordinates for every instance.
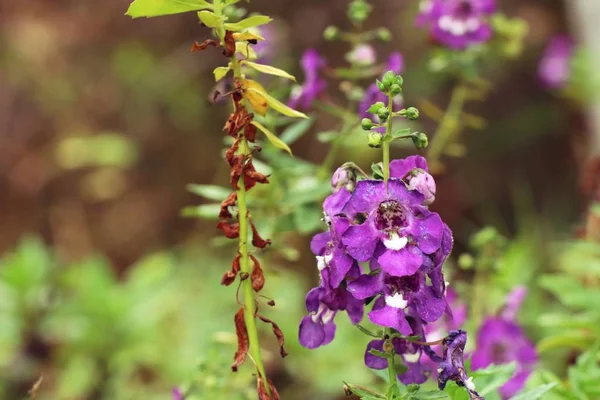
[251,121,292,155]
[366,101,385,114]
[180,204,220,219]
[186,184,231,201]
[247,88,308,119]
[242,61,296,81]
[197,10,221,28]
[235,42,257,60]
[342,382,386,399]
[126,0,212,18]
[223,15,272,31]
[510,383,557,400]
[279,118,313,145]
[213,66,230,82]
[415,391,450,399]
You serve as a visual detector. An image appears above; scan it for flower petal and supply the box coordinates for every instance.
[329,247,354,288]
[342,221,378,262]
[390,155,428,178]
[343,180,386,214]
[364,339,388,369]
[378,247,424,277]
[298,315,325,349]
[416,212,444,254]
[310,232,331,255]
[368,298,412,335]
[347,272,385,300]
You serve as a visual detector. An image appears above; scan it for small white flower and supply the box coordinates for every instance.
[385,293,408,309]
[383,232,408,250]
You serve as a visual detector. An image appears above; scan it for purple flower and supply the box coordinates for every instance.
[359,53,404,118]
[172,388,184,400]
[471,286,537,399]
[437,330,484,400]
[538,35,573,89]
[390,156,436,206]
[417,0,496,50]
[288,49,327,110]
[253,25,275,63]
[341,179,444,277]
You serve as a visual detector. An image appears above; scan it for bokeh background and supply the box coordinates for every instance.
[0,0,595,399]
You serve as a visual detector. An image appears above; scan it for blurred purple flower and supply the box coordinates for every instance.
[288,49,327,110]
[347,44,377,66]
[172,388,184,400]
[471,286,538,399]
[417,0,496,50]
[538,35,573,89]
[359,53,404,118]
[253,25,275,63]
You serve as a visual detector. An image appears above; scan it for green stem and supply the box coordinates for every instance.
[385,329,397,388]
[427,82,468,170]
[213,3,270,396]
[318,111,355,179]
[383,94,393,185]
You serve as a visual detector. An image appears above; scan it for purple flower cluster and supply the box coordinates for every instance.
[299,156,455,383]
[472,286,538,399]
[417,0,496,49]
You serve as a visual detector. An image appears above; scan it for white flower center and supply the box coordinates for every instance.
[316,253,333,271]
[464,376,476,392]
[383,232,408,251]
[403,352,421,363]
[322,309,336,324]
[465,17,480,32]
[449,20,467,36]
[438,15,453,31]
[385,293,408,309]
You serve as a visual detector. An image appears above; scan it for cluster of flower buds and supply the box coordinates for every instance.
[299,154,484,395]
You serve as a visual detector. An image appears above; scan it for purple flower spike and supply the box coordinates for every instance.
[471,287,537,399]
[538,35,573,89]
[359,52,404,118]
[288,49,327,110]
[417,0,496,50]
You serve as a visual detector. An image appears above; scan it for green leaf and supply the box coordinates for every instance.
[197,10,220,28]
[279,118,313,145]
[391,128,411,139]
[242,61,296,81]
[316,130,338,143]
[180,204,220,219]
[235,42,258,60]
[342,382,386,399]
[366,101,386,114]
[247,88,309,119]
[537,331,591,353]
[511,383,557,400]
[471,362,516,396]
[223,15,272,31]
[415,391,450,399]
[126,0,212,18]
[186,184,231,201]
[213,66,230,82]
[251,121,292,155]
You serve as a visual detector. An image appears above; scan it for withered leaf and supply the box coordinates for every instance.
[221,253,241,286]
[231,308,249,371]
[257,375,280,400]
[249,254,265,292]
[217,220,240,239]
[250,217,272,248]
[257,314,287,358]
[223,30,236,57]
[191,39,219,52]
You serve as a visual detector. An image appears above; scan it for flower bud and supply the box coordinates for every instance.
[376,79,385,92]
[411,132,428,149]
[347,44,376,66]
[377,107,390,122]
[361,118,374,131]
[367,132,383,148]
[331,162,358,193]
[407,169,436,205]
[390,83,402,96]
[381,71,396,91]
[382,339,394,353]
[377,27,391,42]
[405,107,419,120]
[348,0,371,24]
[323,26,339,41]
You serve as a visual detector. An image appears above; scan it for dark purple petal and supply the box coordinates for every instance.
[390,155,429,178]
[310,232,331,255]
[365,339,388,369]
[299,315,325,349]
[347,272,385,300]
[368,298,412,335]
[305,287,321,312]
[346,293,365,324]
[329,247,354,288]
[324,188,352,217]
[343,180,386,214]
[399,357,429,385]
[414,287,446,322]
[386,179,425,209]
[378,246,424,277]
[342,221,379,262]
[416,213,444,254]
[322,321,336,346]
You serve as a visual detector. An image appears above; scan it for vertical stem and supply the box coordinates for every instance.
[213,3,270,396]
[427,83,468,171]
[385,328,397,388]
[383,94,393,186]
[318,108,355,179]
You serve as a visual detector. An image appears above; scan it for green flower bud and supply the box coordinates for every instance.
[367,132,383,148]
[381,71,396,91]
[412,132,428,149]
[361,118,374,131]
[405,107,419,120]
[376,79,385,92]
[323,26,339,41]
[394,74,404,87]
[390,83,402,96]
[348,0,372,24]
[377,107,390,122]
[458,253,475,270]
[377,27,391,42]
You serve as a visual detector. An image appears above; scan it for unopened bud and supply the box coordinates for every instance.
[367,132,383,148]
[377,27,392,42]
[377,107,390,122]
[405,107,419,120]
[323,26,339,41]
[348,0,371,24]
[407,169,436,205]
[412,132,428,149]
[331,162,358,193]
[361,118,374,131]
[390,83,402,96]
[376,79,385,92]
[381,71,396,91]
